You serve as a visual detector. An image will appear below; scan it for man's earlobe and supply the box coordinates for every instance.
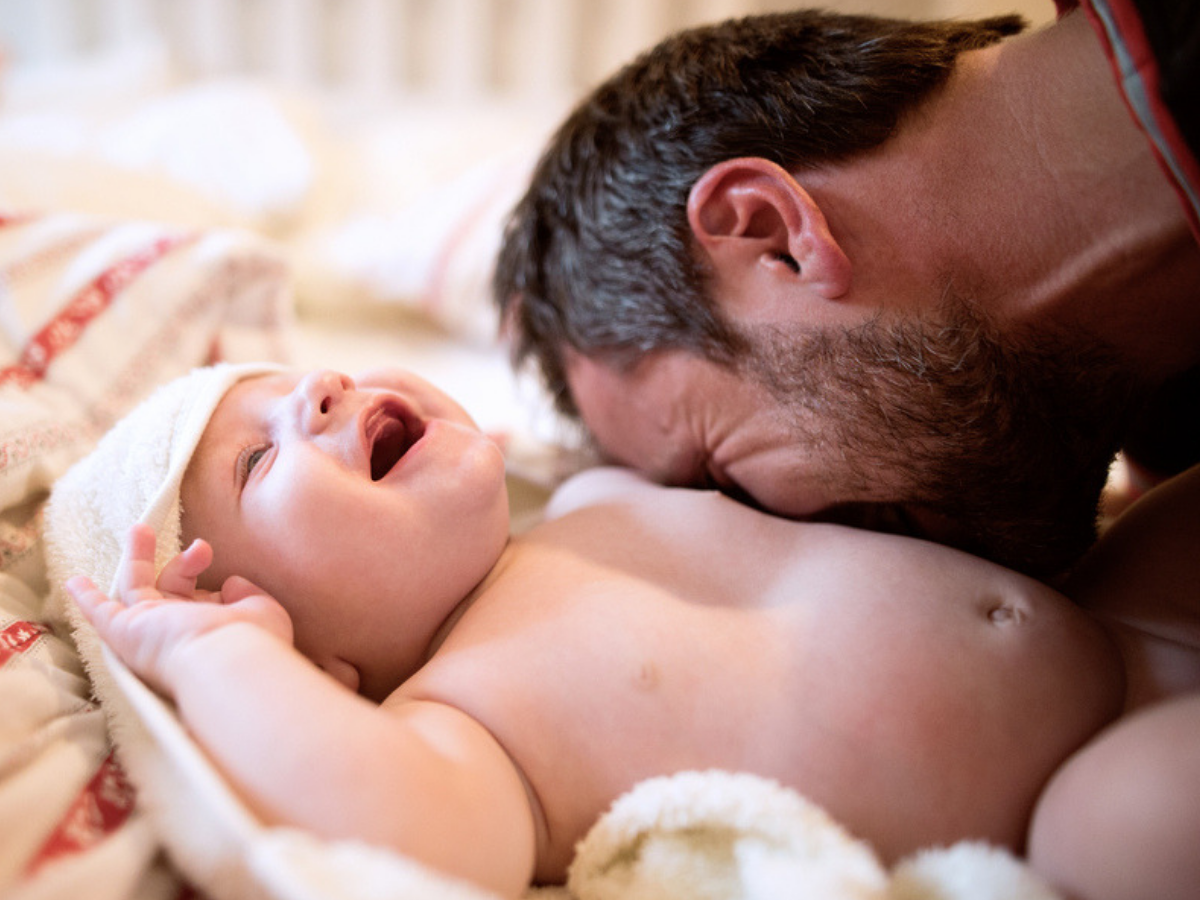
[688,158,851,300]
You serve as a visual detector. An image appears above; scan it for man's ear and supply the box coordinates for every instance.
[687,157,851,304]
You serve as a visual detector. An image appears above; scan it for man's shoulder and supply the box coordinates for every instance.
[543,466,662,519]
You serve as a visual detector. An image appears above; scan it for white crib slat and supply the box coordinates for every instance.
[12,0,79,62]
[339,0,396,100]
[429,0,494,99]
[509,0,579,98]
[0,0,801,104]
[262,0,320,86]
[586,0,669,87]
[95,0,155,48]
[178,0,239,76]
[690,0,758,26]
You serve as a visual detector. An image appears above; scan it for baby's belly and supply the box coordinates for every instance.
[508,577,1122,880]
[421,520,1126,883]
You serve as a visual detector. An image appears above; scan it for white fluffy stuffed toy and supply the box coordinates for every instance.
[563,770,1063,900]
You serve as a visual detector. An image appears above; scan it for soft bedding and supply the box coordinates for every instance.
[0,209,289,900]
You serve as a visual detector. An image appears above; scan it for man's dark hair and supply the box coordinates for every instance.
[494,9,1024,417]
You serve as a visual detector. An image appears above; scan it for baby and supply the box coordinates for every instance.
[45,363,1200,900]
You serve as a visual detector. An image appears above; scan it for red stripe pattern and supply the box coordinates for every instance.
[0,233,196,389]
[25,752,137,875]
[0,619,49,665]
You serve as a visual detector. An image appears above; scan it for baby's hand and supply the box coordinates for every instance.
[67,524,294,696]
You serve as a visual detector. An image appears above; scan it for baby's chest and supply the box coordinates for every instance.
[432,582,803,722]
[413,589,827,846]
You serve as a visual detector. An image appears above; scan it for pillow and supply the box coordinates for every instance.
[0,146,247,230]
[291,149,533,345]
[288,100,560,346]
[0,210,293,588]
[0,77,327,236]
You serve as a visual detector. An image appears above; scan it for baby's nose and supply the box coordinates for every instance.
[297,369,354,433]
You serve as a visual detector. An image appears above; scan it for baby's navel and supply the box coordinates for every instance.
[988,596,1028,625]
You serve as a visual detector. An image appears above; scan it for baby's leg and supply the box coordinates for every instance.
[1027,693,1200,900]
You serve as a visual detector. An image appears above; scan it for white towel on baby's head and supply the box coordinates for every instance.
[44,361,285,620]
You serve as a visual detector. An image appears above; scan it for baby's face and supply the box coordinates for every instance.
[181,367,510,701]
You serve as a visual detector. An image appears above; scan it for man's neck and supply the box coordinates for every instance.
[822,10,1200,377]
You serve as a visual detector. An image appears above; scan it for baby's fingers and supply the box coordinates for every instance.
[115,524,163,603]
[66,573,177,696]
[156,539,214,599]
[66,575,124,634]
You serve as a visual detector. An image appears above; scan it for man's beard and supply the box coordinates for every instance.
[745,300,1143,578]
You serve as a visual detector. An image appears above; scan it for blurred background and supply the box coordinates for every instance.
[0,0,1052,104]
[0,0,1060,459]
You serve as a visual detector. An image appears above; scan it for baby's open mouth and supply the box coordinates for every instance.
[367,406,424,480]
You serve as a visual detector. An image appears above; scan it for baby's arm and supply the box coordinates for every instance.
[68,527,537,898]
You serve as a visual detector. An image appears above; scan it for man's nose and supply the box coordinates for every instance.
[296,369,353,434]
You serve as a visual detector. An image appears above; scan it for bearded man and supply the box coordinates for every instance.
[494,1,1200,578]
